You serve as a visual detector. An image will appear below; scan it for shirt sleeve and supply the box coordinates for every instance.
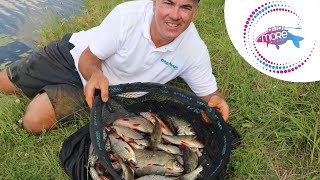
[88,6,123,60]
[179,50,218,97]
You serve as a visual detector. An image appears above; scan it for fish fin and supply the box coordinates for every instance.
[288,32,304,48]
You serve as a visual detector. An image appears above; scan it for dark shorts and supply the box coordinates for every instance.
[6,33,89,124]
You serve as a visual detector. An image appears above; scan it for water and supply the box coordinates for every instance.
[0,0,83,68]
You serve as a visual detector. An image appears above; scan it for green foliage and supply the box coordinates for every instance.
[0,0,319,179]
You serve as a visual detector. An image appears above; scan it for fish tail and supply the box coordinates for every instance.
[287,32,304,48]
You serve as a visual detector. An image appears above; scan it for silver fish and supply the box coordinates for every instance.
[134,149,182,171]
[181,146,198,173]
[151,119,162,150]
[190,147,203,157]
[89,167,100,180]
[136,175,177,180]
[128,139,150,149]
[135,166,182,177]
[116,154,135,180]
[111,125,144,140]
[113,117,154,133]
[174,155,184,166]
[157,144,182,155]
[179,165,203,180]
[108,133,136,164]
[88,144,98,166]
[162,135,204,148]
[168,116,195,136]
[140,112,174,136]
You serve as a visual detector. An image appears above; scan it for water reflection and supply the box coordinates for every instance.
[0,0,83,67]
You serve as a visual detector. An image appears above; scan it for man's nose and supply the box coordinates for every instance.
[169,7,181,20]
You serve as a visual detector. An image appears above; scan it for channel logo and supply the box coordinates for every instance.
[255,26,303,50]
[225,0,320,82]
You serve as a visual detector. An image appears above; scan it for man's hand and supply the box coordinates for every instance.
[201,91,230,121]
[78,47,109,108]
[84,70,109,108]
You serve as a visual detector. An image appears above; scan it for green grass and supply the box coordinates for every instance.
[1,0,319,179]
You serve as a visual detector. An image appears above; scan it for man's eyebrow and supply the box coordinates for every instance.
[164,0,175,4]
[181,4,193,9]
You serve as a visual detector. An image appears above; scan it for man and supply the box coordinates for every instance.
[0,0,229,135]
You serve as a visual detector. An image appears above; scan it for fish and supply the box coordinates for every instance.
[94,162,106,175]
[135,166,183,177]
[255,26,304,50]
[116,154,135,180]
[128,139,150,150]
[181,146,198,173]
[174,155,184,166]
[168,116,195,136]
[157,144,182,155]
[134,149,184,173]
[136,175,176,180]
[179,165,203,180]
[89,167,100,180]
[113,117,154,133]
[150,118,162,150]
[162,135,204,148]
[190,147,203,157]
[108,133,136,164]
[140,112,174,136]
[111,125,144,140]
[88,144,98,166]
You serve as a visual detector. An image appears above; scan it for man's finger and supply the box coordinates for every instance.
[100,83,109,102]
[84,85,95,108]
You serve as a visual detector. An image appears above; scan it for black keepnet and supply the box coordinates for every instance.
[89,82,232,180]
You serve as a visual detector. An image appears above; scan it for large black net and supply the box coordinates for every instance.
[60,83,241,180]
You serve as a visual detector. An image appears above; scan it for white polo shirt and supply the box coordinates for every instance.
[69,0,217,97]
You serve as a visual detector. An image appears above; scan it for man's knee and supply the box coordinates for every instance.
[22,93,57,135]
[0,68,19,94]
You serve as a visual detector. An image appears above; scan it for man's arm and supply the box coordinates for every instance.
[201,91,230,121]
[78,47,109,108]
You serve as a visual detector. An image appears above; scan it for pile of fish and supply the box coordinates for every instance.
[89,111,205,180]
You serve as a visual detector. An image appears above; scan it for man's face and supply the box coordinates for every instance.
[151,0,199,46]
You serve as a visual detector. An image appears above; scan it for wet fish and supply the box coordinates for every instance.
[157,144,182,155]
[108,133,136,164]
[111,125,144,140]
[88,144,98,166]
[116,154,135,180]
[190,147,203,157]
[89,167,100,180]
[128,139,150,149]
[179,165,203,180]
[174,155,184,166]
[113,117,154,133]
[135,166,183,177]
[151,119,162,150]
[181,146,198,173]
[162,135,204,148]
[140,112,174,136]
[94,162,106,175]
[134,150,184,173]
[136,175,176,180]
[168,116,195,135]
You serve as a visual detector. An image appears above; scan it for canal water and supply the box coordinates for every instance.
[0,0,83,69]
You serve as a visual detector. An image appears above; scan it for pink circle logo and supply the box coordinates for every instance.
[225,0,320,82]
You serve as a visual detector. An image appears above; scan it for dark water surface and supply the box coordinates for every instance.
[0,0,83,68]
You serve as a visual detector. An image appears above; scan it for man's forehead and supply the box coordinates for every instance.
[159,0,199,4]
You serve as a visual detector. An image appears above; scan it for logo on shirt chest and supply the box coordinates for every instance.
[160,58,178,70]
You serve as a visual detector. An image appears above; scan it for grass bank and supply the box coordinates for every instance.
[1,0,319,179]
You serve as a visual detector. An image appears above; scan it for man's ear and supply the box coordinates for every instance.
[192,4,200,19]
[153,0,156,13]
